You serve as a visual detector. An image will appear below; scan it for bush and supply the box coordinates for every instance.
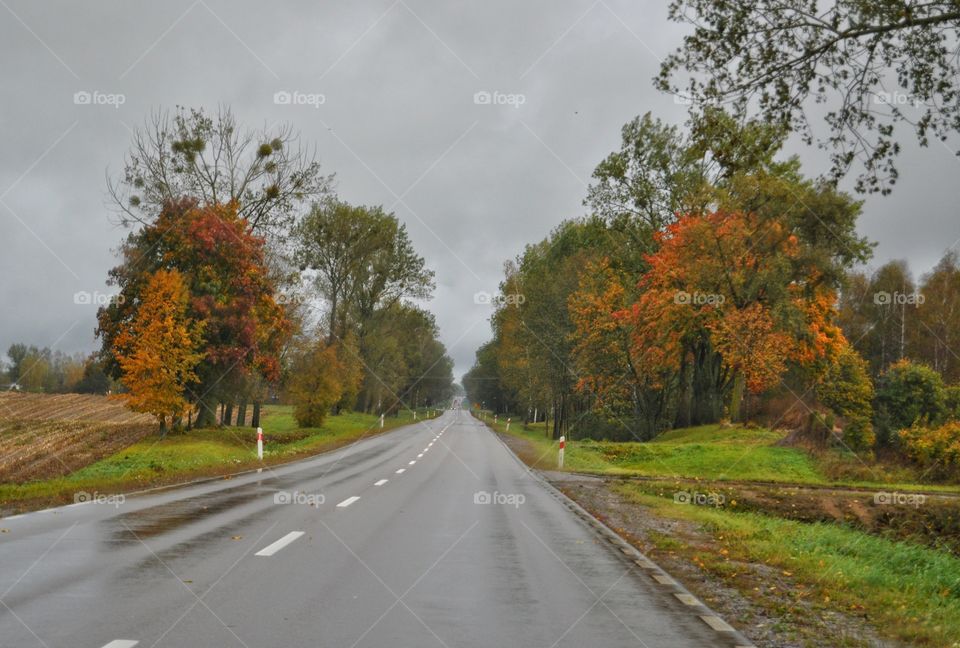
[899,421,960,480]
[287,341,357,428]
[816,344,875,451]
[944,385,960,421]
[875,360,946,445]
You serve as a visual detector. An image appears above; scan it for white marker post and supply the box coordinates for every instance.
[380,414,385,429]
[257,427,264,460]
[506,417,511,432]
[558,435,565,468]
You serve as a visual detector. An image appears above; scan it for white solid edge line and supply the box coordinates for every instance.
[395,468,406,474]
[255,531,305,557]
[102,641,139,648]
[374,479,388,486]
[336,496,361,508]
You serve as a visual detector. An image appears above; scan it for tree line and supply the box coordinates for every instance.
[464,109,959,478]
[6,107,454,433]
[466,0,960,479]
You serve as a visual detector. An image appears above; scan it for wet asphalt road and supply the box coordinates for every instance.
[0,410,731,648]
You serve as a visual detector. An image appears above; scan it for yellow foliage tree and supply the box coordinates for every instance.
[113,269,205,434]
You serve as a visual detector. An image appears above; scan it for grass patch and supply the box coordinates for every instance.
[612,482,960,647]
[0,406,426,512]
[477,411,959,491]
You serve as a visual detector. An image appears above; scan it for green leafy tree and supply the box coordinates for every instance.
[658,0,960,194]
[875,359,946,445]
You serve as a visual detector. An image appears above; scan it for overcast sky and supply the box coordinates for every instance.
[1,0,958,381]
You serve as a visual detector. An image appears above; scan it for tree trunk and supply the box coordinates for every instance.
[729,372,745,423]
[237,401,247,427]
[195,392,219,428]
[251,402,262,428]
[223,401,234,426]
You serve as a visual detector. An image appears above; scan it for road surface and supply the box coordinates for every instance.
[0,410,740,647]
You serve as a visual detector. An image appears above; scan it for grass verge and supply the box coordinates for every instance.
[0,406,427,513]
[611,481,960,647]
[475,411,960,493]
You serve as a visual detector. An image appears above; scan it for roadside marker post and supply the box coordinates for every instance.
[380,414,385,429]
[506,418,511,432]
[558,435,565,468]
[257,427,264,460]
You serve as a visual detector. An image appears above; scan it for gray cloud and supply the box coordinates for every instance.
[1,0,957,381]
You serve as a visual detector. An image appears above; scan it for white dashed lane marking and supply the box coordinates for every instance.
[395,468,406,474]
[337,496,361,508]
[408,460,416,465]
[699,615,735,632]
[374,479,388,486]
[102,641,139,648]
[255,531,305,557]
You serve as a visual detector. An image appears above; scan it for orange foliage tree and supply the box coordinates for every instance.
[619,210,845,421]
[99,200,292,428]
[113,269,205,434]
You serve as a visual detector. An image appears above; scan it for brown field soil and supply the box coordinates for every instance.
[0,393,154,483]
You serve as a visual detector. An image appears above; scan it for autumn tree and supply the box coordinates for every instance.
[113,269,204,434]
[98,200,292,428]
[621,210,846,424]
[287,339,361,427]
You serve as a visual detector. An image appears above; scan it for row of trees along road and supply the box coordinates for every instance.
[96,107,453,434]
[466,1,960,477]
[465,109,872,443]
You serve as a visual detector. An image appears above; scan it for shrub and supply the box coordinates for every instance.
[898,421,960,480]
[287,341,357,428]
[816,344,875,451]
[875,360,946,445]
[944,385,960,421]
